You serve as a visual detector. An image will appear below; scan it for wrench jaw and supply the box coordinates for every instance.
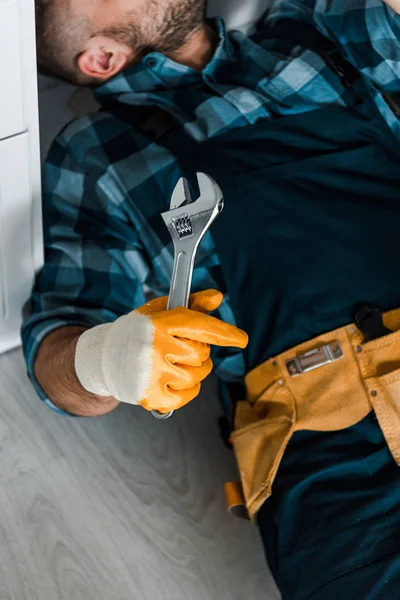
[170,177,192,210]
[161,172,224,244]
[169,172,223,213]
[196,172,224,213]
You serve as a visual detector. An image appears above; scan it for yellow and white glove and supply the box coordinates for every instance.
[74,289,248,414]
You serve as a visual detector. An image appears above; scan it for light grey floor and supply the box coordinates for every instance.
[0,348,280,600]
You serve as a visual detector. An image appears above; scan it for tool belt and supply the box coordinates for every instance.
[226,308,400,520]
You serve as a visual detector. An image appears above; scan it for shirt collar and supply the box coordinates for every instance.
[95,17,232,101]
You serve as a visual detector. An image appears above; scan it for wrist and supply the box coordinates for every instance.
[35,326,119,417]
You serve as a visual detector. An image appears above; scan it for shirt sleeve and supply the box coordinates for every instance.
[21,136,148,411]
[266,0,400,92]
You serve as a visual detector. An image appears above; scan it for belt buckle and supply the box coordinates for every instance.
[286,342,344,377]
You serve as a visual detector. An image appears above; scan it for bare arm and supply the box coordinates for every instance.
[35,326,120,417]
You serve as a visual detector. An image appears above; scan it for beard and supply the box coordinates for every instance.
[100,0,207,56]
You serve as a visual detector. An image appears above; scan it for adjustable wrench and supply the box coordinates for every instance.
[152,172,224,420]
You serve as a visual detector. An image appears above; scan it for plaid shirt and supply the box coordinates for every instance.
[23,2,400,410]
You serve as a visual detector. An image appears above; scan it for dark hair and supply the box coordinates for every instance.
[101,0,206,55]
[35,0,96,84]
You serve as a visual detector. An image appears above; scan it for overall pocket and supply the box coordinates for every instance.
[359,327,400,465]
[231,379,296,517]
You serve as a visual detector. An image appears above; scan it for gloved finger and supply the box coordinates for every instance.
[136,289,223,316]
[165,338,211,367]
[188,289,223,313]
[166,309,249,348]
[139,382,202,413]
[168,358,214,390]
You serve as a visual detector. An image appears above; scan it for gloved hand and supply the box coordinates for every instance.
[74,289,248,414]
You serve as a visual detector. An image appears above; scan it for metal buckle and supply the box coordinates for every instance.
[286,342,343,377]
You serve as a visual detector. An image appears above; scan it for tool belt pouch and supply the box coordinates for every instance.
[231,309,400,519]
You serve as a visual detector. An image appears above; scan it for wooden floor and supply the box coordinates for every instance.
[0,348,280,600]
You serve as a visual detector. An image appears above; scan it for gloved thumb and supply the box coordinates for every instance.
[136,289,223,316]
[189,289,223,313]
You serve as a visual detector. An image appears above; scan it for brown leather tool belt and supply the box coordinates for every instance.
[226,308,400,520]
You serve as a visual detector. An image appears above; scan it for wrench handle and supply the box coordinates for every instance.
[167,249,195,310]
[151,247,195,420]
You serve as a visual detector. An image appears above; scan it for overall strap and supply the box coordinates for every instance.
[255,19,400,120]
[253,19,361,95]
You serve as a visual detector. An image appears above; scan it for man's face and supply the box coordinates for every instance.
[36,0,206,83]
[71,0,206,55]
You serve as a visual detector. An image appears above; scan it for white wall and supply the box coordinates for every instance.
[210,0,270,31]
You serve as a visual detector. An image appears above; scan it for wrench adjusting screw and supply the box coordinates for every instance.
[173,215,193,239]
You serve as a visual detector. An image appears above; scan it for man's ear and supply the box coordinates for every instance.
[77,36,135,81]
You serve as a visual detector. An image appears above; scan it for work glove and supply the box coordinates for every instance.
[75,289,248,414]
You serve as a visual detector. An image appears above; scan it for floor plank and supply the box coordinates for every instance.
[0,349,280,600]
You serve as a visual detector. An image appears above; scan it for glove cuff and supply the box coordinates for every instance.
[74,312,154,405]
[75,323,112,397]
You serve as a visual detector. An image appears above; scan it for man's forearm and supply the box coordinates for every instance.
[34,326,120,417]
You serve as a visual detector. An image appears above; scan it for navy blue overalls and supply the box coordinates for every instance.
[104,21,400,599]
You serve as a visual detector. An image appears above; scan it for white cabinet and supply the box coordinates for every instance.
[0,0,25,140]
[0,134,34,321]
[0,0,42,353]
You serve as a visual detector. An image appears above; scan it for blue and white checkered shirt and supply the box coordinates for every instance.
[22,1,400,409]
